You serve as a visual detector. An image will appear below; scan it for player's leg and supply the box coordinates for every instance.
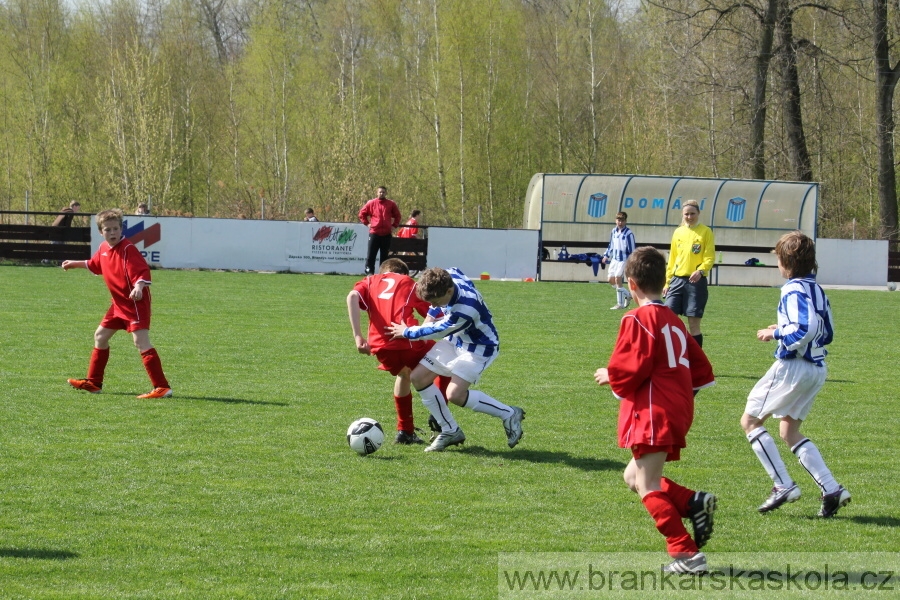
[684,278,707,346]
[69,324,116,393]
[782,416,840,495]
[630,451,704,570]
[132,329,172,398]
[409,351,463,452]
[447,352,525,448]
[392,368,422,444]
[742,362,801,512]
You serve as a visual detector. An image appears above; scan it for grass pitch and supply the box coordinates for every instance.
[0,265,897,598]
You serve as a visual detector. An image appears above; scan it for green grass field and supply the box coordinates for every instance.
[1,265,898,599]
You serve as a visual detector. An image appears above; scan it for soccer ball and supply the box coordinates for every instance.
[346,417,385,456]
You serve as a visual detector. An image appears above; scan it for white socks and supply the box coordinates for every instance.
[747,427,839,495]
[747,427,794,487]
[418,383,459,432]
[464,389,513,419]
[793,438,839,495]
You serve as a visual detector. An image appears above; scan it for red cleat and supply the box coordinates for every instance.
[68,378,102,393]
[137,387,173,399]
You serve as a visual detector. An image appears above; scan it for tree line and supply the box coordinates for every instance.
[0,0,897,241]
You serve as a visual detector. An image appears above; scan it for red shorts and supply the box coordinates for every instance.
[374,344,433,376]
[631,443,681,462]
[99,302,151,333]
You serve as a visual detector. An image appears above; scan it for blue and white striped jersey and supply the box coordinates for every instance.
[402,268,500,357]
[602,226,636,263]
[773,275,834,366]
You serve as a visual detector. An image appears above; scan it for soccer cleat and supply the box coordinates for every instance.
[758,483,801,513]
[426,414,442,442]
[68,378,102,393]
[394,430,425,445]
[818,486,851,518]
[137,387,173,399]
[424,428,466,452]
[503,406,525,448]
[663,552,708,574]
[688,492,717,548]
[609,304,625,310]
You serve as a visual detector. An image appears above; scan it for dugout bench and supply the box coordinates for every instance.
[540,240,780,286]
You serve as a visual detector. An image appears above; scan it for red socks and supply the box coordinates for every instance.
[140,348,170,388]
[641,491,698,558]
[87,347,110,386]
[661,477,694,518]
[394,393,414,433]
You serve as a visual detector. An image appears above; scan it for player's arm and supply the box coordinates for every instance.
[346,290,371,354]
[698,227,716,273]
[130,279,150,301]
[388,310,469,341]
[61,260,88,271]
[774,291,817,350]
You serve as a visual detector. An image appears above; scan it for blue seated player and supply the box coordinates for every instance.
[387,267,525,452]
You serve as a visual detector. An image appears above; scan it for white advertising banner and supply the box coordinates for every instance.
[96,216,370,274]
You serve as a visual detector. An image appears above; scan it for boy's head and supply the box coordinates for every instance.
[624,246,666,296]
[410,209,421,218]
[305,207,315,215]
[379,258,410,275]
[416,268,454,305]
[615,211,627,225]
[774,230,817,278]
[96,208,123,232]
[70,201,81,211]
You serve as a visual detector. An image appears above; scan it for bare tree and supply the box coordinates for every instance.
[874,0,900,241]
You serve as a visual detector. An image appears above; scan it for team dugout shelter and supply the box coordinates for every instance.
[524,173,819,285]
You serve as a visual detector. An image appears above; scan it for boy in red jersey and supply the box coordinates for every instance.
[62,209,172,399]
[348,258,444,444]
[594,246,716,574]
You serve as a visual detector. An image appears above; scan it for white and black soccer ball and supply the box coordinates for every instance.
[346,417,385,456]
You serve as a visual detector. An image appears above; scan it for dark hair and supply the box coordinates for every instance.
[410,210,421,218]
[775,231,817,277]
[305,207,315,213]
[415,268,454,302]
[379,258,409,275]
[624,246,666,295]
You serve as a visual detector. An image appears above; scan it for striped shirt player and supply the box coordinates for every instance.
[741,231,850,518]
[389,267,524,452]
[602,212,637,310]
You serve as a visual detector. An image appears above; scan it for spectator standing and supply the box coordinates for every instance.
[358,186,401,275]
[398,210,422,239]
[304,208,319,222]
[52,201,81,228]
[135,203,151,215]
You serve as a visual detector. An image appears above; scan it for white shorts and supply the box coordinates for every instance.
[419,339,497,384]
[607,259,626,279]
[744,359,827,421]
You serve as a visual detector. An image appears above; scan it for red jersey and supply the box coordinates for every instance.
[358,198,401,235]
[353,273,432,353]
[397,217,419,239]
[86,238,152,324]
[607,302,715,452]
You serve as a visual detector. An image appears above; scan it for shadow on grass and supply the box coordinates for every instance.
[458,446,626,471]
[849,515,900,528]
[0,548,79,560]
[177,395,290,407]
